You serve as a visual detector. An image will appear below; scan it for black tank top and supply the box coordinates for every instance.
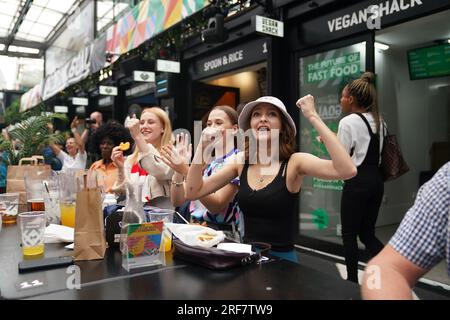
[236,161,297,251]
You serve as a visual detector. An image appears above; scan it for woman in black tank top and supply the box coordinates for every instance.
[186,95,357,262]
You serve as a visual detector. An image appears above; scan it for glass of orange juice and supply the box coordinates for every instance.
[19,211,46,258]
[58,169,80,228]
[60,202,76,228]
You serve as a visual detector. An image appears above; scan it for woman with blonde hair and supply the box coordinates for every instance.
[111,107,174,209]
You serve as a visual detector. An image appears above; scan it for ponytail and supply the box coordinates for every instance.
[347,72,382,134]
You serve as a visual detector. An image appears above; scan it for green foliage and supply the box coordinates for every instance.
[4,99,22,125]
[0,112,67,165]
[4,100,50,126]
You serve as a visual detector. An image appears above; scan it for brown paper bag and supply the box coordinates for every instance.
[73,176,107,261]
[6,156,51,213]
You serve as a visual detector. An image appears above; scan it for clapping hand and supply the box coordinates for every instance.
[161,133,192,175]
[200,127,223,149]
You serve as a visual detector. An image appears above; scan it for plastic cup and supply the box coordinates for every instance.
[0,193,20,224]
[43,179,61,225]
[18,211,46,258]
[25,176,45,212]
[144,207,174,252]
[58,170,79,228]
[60,202,76,228]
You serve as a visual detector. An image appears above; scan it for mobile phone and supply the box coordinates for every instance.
[18,256,74,273]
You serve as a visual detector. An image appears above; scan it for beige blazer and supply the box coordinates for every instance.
[113,144,173,202]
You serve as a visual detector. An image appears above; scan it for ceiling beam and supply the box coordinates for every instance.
[0,51,41,59]
[4,0,34,52]
[0,37,45,50]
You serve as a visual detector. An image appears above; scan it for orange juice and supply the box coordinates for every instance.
[161,231,172,252]
[60,203,76,228]
[22,244,44,257]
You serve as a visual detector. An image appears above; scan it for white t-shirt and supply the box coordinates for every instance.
[337,113,385,167]
[57,150,87,171]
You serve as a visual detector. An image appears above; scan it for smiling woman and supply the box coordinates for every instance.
[90,120,132,193]
[186,95,357,262]
[111,107,175,209]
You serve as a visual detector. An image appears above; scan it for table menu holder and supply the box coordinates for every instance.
[121,221,165,271]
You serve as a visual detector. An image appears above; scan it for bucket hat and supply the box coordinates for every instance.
[238,96,296,135]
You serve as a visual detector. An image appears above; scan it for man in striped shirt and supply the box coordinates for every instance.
[362,162,450,299]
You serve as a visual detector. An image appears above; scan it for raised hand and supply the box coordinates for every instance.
[71,116,80,130]
[201,127,223,149]
[296,94,319,121]
[126,114,141,141]
[111,146,125,169]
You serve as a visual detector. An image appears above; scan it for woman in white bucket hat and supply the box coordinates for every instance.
[186,95,356,262]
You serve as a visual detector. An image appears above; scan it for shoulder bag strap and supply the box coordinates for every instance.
[354,113,375,136]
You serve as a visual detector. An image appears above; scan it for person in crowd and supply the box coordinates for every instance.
[161,105,243,240]
[82,111,104,166]
[236,102,247,116]
[0,150,7,193]
[111,107,174,209]
[89,120,133,193]
[185,95,356,262]
[337,72,386,282]
[361,162,450,299]
[124,104,142,128]
[50,116,87,171]
[42,146,63,171]
[42,122,62,171]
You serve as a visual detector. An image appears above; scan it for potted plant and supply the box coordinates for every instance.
[0,103,67,165]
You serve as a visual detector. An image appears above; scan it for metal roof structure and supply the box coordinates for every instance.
[0,0,82,58]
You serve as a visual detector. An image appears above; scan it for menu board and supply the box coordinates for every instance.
[408,43,450,80]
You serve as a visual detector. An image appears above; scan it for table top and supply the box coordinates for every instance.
[0,224,362,300]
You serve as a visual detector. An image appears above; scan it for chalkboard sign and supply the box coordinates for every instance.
[408,43,450,80]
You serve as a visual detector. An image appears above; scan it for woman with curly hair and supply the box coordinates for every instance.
[90,120,133,193]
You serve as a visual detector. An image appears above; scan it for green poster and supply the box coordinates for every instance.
[298,42,366,238]
[305,52,361,83]
[311,122,343,190]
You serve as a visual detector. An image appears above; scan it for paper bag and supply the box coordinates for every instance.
[6,156,51,212]
[73,178,107,261]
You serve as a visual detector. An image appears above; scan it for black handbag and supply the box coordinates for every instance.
[381,124,410,182]
[172,239,271,270]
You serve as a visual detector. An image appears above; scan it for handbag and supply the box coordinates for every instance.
[381,124,410,182]
[172,239,271,270]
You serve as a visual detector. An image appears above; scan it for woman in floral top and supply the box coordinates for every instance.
[161,105,243,239]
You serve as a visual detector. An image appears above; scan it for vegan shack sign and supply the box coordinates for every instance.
[299,0,449,46]
[327,0,424,33]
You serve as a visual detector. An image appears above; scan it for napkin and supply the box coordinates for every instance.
[44,224,74,243]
